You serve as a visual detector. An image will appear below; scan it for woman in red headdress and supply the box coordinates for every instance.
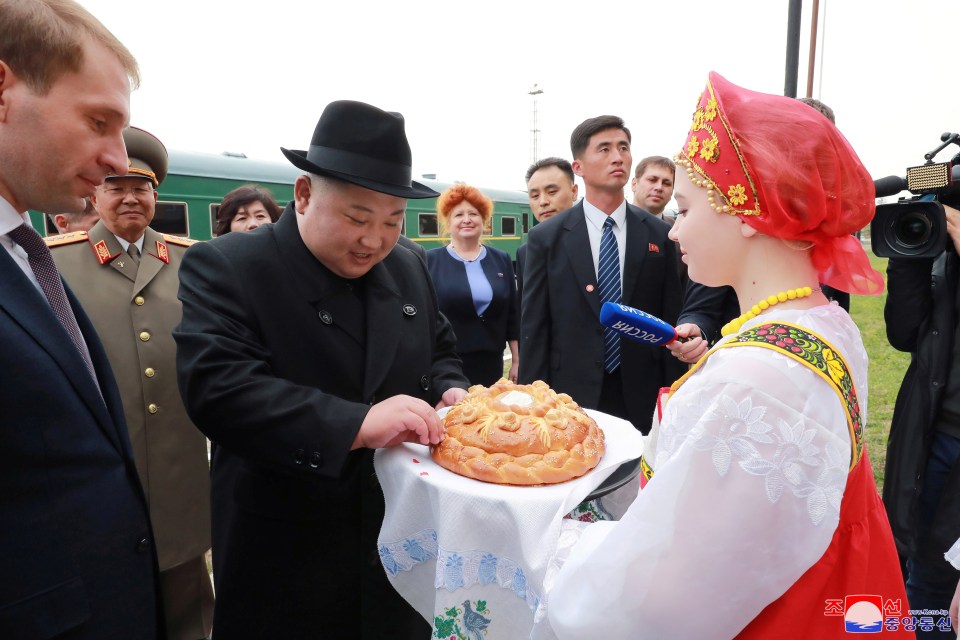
[545,72,911,639]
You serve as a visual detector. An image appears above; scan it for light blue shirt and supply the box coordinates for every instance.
[446,245,492,315]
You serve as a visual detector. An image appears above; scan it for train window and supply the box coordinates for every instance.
[150,201,189,236]
[44,214,58,235]
[210,204,220,237]
[522,213,529,234]
[501,217,517,236]
[419,213,438,237]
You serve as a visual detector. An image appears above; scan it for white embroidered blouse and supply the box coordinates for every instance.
[545,304,866,639]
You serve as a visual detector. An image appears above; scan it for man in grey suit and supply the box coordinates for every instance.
[0,1,160,638]
[519,115,685,434]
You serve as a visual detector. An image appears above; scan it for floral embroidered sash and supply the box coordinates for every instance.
[645,322,864,477]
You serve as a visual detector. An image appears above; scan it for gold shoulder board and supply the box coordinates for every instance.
[161,234,200,248]
[44,231,89,247]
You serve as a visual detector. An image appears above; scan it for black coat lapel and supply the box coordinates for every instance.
[362,260,402,400]
[622,205,651,300]
[561,204,602,316]
[0,250,123,452]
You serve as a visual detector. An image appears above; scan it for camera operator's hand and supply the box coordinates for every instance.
[945,205,960,254]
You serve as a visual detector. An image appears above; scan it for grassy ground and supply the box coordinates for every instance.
[850,253,911,494]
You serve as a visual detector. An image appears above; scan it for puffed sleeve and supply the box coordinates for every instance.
[547,348,851,639]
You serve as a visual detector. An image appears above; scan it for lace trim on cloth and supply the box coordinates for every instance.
[378,529,439,577]
[436,548,542,612]
[379,529,542,612]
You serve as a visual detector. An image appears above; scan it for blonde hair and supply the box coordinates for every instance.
[0,0,139,94]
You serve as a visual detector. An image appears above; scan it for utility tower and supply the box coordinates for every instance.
[528,84,543,164]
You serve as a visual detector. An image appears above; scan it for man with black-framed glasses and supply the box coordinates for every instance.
[48,126,214,640]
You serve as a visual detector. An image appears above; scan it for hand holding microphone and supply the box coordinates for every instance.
[599,302,708,363]
[599,302,679,345]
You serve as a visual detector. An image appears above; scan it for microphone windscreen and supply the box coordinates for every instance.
[873,174,908,198]
[599,301,678,346]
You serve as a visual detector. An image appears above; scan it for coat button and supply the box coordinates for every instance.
[139,331,151,342]
[144,368,155,378]
[420,375,429,391]
[136,537,152,553]
[147,403,159,414]
[294,449,305,465]
[318,311,333,325]
[309,452,321,468]
[134,296,145,306]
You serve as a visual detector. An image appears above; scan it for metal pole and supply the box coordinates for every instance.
[805,0,820,97]
[528,84,543,165]
[784,0,802,97]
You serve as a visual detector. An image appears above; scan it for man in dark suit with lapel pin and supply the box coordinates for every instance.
[174,100,469,639]
[49,126,213,640]
[0,1,161,638]
[517,157,580,303]
[519,115,685,434]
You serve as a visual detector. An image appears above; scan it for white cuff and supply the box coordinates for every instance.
[945,537,960,570]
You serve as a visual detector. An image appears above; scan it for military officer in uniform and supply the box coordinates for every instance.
[47,126,214,640]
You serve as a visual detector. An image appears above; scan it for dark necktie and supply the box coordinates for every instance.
[598,217,622,373]
[127,243,141,266]
[8,223,100,385]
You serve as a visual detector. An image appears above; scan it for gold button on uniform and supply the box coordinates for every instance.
[134,296,145,306]
[148,403,159,414]
[139,331,151,342]
[144,368,155,378]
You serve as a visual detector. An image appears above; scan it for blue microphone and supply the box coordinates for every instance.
[599,301,678,346]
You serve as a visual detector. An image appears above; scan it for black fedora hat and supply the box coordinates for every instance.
[281,100,438,199]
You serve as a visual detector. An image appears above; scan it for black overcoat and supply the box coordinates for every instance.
[883,252,960,562]
[175,206,467,638]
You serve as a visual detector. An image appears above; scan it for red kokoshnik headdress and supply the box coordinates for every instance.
[675,72,884,295]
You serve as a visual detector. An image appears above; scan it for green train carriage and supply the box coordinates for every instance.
[34,151,533,257]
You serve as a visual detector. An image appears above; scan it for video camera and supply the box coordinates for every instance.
[870,132,960,259]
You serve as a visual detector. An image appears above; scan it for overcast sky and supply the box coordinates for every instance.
[78,0,960,199]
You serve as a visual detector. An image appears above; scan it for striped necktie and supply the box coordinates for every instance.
[597,216,622,372]
[8,223,100,386]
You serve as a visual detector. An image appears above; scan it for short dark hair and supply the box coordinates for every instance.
[634,156,676,180]
[570,115,631,159]
[797,97,835,124]
[215,185,282,236]
[525,157,575,185]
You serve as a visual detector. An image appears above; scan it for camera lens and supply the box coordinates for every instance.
[893,210,933,248]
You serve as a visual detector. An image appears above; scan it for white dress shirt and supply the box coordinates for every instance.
[582,198,627,289]
[0,195,43,294]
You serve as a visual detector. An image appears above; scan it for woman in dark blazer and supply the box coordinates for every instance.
[427,184,519,386]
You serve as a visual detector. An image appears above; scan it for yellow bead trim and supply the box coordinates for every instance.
[720,287,815,337]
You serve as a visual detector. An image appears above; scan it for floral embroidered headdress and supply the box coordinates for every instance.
[675,72,884,296]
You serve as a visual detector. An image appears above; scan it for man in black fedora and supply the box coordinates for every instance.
[175,100,469,639]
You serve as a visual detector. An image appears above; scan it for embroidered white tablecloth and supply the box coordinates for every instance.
[375,409,643,639]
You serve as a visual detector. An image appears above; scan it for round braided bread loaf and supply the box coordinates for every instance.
[431,379,605,485]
